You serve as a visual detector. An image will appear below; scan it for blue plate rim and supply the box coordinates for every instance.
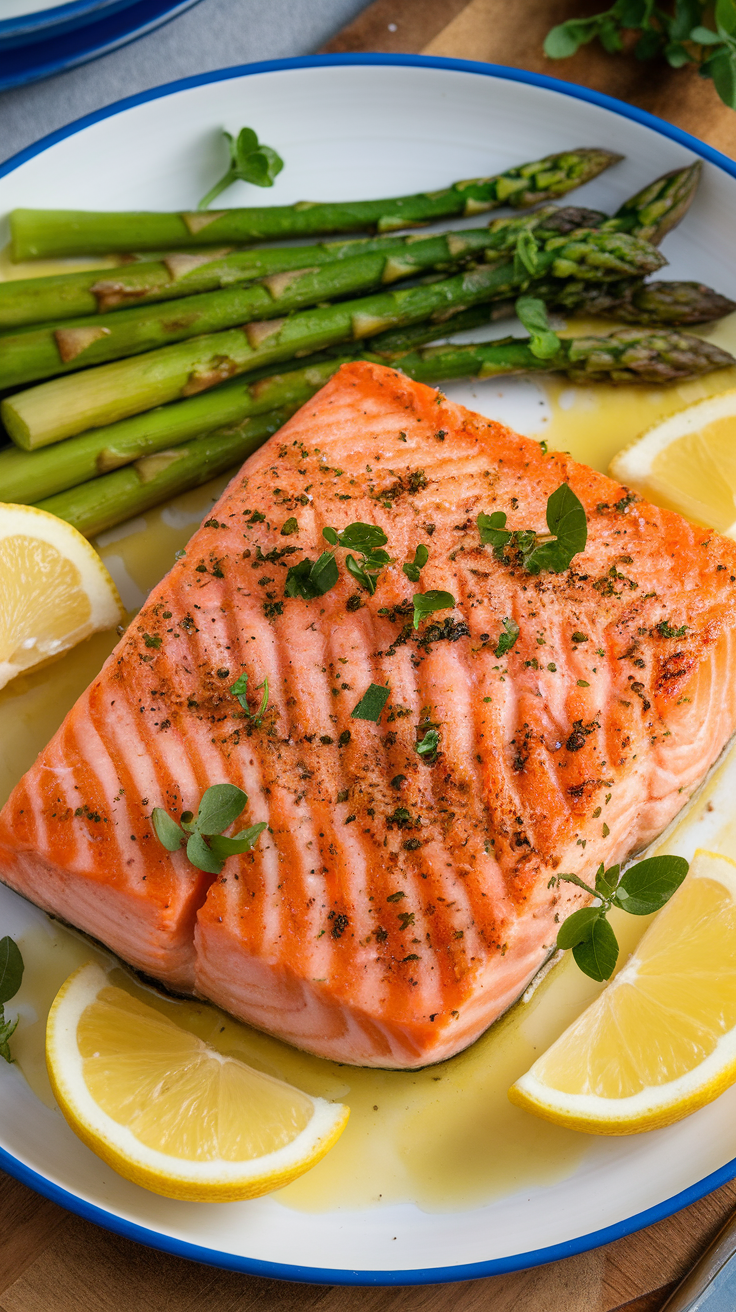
[2,51,736,1286]
[0,0,203,90]
[0,0,142,46]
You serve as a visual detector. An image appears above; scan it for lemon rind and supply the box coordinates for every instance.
[609,388,736,486]
[47,963,349,1200]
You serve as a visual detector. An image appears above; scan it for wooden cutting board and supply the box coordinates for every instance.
[2,5,736,1311]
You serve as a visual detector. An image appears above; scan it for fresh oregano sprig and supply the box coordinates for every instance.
[323,521,391,594]
[285,522,391,600]
[152,784,266,875]
[543,0,736,112]
[0,936,24,1063]
[198,126,284,210]
[555,854,689,981]
[478,483,588,575]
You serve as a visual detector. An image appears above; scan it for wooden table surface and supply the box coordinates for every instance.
[3,4,736,1309]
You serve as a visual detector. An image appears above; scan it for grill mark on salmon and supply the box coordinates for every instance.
[2,361,736,1065]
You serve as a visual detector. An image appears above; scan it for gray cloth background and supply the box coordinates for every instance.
[0,0,368,165]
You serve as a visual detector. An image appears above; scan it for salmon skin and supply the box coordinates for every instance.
[2,360,736,1066]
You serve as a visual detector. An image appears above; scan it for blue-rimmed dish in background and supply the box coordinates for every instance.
[0,0,202,90]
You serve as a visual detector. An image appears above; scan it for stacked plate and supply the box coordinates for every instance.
[0,0,201,91]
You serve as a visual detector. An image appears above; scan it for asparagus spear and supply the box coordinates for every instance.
[0,209,563,329]
[0,160,697,331]
[1,229,665,450]
[555,278,736,324]
[396,327,734,386]
[32,325,733,537]
[9,149,621,259]
[601,162,702,244]
[35,411,292,539]
[0,358,344,502]
[11,323,731,507]
[369,273,736,355]
[0,211,577,388]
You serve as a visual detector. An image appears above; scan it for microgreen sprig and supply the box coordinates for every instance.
[230,672,269,727]
[198,126,284,211]
[152,785,266,875]
[0,936,24,1063]
[478,483,587,575]
[555,854,689,981]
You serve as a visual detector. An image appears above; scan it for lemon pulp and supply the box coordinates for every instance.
[0,503,122,689]
[608,390,736,537]
[79,986,314,1162]
[46,963,349,1201]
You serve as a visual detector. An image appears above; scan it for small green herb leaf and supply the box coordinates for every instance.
[186,830,224,874]
[595,862,620,899]
[0,937,24,1007]
[195,783,248,835]
[613,855,689,915]
[208,822,268,858]
[415,728,440,759]
[572,915,619,981]
[477,510,511,550]
[413,590,455,630]
[402,543,429,582]
[230,673,269,726]
[556,905,601,951]
[523,484,588,574]
[285,552,339,599]
[351,683,391,722]
[151,808,184,852]
[198,126,284,210]
[494,617,520,658]
[515,295,561,360]
[334,522,388,552]
[280,517,298,536]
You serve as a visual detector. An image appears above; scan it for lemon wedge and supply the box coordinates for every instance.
[0,503,123,691]
[46,963,349,1201]
[509,850,736,1135]
[609,389,736,537]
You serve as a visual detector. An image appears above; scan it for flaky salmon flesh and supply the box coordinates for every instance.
[2,361,736,1068]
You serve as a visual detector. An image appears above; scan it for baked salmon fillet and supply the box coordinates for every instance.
[2,361,736,1066]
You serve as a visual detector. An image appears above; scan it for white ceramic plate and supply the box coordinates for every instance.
[2,55,736,1286]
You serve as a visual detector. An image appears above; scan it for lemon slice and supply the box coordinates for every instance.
[0,503,123,691]
[46,963,349,1201]
[509,850,736,1135]
[609,389,736,537]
